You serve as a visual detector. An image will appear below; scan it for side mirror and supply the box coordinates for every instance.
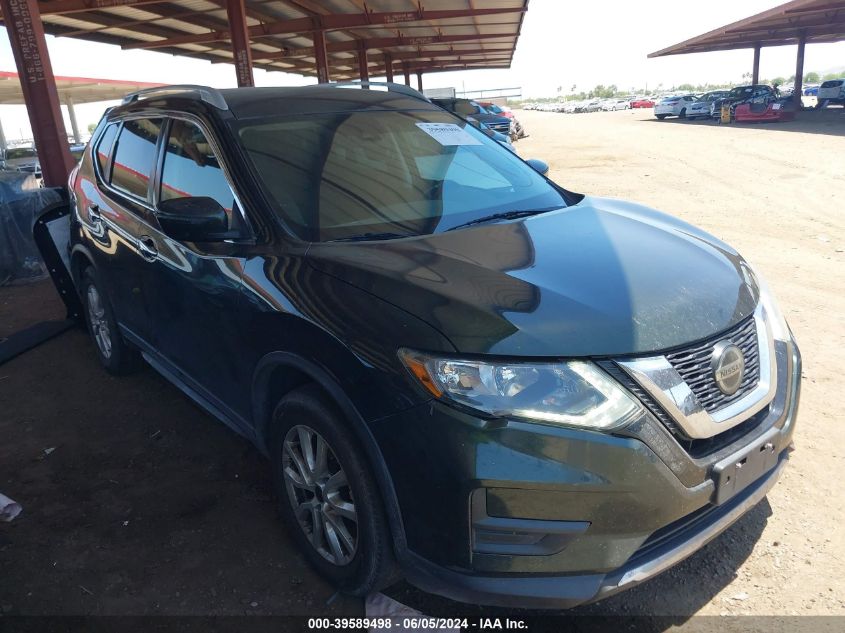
[525,159,549,176]
[157,196,229,242]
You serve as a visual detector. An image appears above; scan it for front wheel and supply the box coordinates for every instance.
[679,108,687,119]
[269,385,397,596]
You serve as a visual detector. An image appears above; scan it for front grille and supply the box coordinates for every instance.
[665,316,759,414]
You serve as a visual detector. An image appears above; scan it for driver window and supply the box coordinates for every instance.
[159,119,238,229]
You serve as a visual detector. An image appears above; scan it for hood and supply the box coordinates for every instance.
[307,196,758,357]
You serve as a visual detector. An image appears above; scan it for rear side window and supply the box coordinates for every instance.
[159,119,235,220]
[95,124,118,175]
[111,118,163,199]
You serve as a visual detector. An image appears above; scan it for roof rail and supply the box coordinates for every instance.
[330,81,430,102]
[121,84,228,110]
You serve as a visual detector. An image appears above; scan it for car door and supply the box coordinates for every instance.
[141,116,253,426]
[83,117,165,344]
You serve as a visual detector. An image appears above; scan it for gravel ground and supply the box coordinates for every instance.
[0,107,842,623]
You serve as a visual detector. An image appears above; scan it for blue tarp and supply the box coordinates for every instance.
[0,171,62,285]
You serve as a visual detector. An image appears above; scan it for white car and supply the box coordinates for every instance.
[685,90,730,119]
[818,78,845,107]
[654,94,697,119]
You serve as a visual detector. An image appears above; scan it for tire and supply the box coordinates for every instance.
[656,114,667,120]
[80,267,140,375]
[269,385,397,596]
[679,108,687,119]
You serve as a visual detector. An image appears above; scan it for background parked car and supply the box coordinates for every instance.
[685,90,730,119]
[631,97,655,108]
[478,101,526,139]
[654,94,697,119]
[430,97,512,137]
[466,116,517,153]
[818,78,845,107]
[582,98,603,113]
[711,85,775,121]
[1,146,40,174]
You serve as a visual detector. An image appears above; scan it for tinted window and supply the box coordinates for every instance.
[95,124,118,175]
[238,110,566,242]
[160,119,234,223]
[111,118,162,199]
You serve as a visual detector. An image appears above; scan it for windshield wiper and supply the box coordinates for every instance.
[329,232,410,243]
[446,206,562,231]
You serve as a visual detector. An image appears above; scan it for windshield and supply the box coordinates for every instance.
[5,148,36,160]
[729,87,753,98]
[237,110,566,242]
[486,104,503,113]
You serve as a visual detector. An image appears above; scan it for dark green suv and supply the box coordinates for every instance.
[68,83,800,608]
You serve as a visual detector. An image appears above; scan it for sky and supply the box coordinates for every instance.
[1,0,844,142]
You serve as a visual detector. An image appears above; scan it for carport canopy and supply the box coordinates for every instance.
[0,0,528,187]
[648,0,845,105]
[0,71,163,147]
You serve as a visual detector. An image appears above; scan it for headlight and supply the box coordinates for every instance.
[753,270,792,342]
[398,350,642,430]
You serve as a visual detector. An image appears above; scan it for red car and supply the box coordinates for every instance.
[630,97,655,108]
[733,101,796,123]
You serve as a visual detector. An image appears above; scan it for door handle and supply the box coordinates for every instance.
[138,235,158,262]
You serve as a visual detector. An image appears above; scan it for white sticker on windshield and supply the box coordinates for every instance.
[416,122,482,146]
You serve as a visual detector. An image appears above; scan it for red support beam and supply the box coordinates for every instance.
[0,0,74,187]
[9,0,167,16]
[384,52,393,82]
[379,47,513,62]
[256,33,514,62]
[226,0,254,87]
[313,28,330,84]
[119,7,524,50]
[357,42,369,82]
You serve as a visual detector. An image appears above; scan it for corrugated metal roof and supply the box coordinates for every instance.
[2,0,528,80]
[650,0,845,57]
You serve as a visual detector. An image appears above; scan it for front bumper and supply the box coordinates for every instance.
[402,454,787,609]
[371,340,800,609]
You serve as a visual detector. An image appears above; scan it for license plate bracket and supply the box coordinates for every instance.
[713,437,779,505]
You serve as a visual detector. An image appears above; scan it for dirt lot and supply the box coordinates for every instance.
[1,108,843,622]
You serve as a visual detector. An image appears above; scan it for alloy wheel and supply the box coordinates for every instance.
[86,285,112,359]
[282,424,358,566]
